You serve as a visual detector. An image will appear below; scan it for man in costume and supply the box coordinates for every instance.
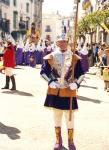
[1,37,16,90]
[40,35,85,150]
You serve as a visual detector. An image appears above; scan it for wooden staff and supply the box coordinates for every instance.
[69,0,80,121]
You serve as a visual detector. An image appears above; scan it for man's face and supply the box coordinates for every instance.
[56,40,68,51]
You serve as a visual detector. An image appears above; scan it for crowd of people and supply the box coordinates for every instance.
[1,34,109,92]
[0,38,54,67]
[79,42,109,92]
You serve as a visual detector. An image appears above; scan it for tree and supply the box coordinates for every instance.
[78,9,109,43]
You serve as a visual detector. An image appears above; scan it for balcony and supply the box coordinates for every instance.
[19,21,26,30]
[0,18,10,32]
[0,0,10,5]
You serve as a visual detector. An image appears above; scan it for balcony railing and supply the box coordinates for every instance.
[19,21,26,30]
[0,0,10,5]
[0,18,10,32]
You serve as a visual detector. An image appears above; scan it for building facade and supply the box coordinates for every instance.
[34,0,43,29]
[42,12,71,42]
[95,0,109,43]
[0,0,10,37]
[42,13,61,42]
[9,0,35,39]
[77,0,109,44]
[0,0,43,40]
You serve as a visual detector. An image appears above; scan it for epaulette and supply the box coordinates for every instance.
[43,54,53,65]
[43,54,53,60]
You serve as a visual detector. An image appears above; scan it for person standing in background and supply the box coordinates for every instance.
[79,43,89,73]
[102,47,109,92]
[1,38,16,90]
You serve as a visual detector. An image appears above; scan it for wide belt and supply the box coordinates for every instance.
[47,87,77,97]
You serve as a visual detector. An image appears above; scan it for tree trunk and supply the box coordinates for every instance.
[89,32,94,67]
[103,30,107,43]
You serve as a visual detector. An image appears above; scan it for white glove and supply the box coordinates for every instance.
[49,81,60,89]
[69,82,78,90]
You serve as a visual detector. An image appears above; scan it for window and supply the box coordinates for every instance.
[45,25,51,32]
[26,3,29,13]
[0,10,2,19]
[3,19,10,32]
[19,17,26,30]
[13,11,18,29]
[0,19,3,29]
[2,0,10,5]
[13,0,17,6]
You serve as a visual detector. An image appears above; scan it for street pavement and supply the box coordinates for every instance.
[0,66,109,150]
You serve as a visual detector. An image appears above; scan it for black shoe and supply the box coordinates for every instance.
[10,87,16,91]
[1,86,9,89]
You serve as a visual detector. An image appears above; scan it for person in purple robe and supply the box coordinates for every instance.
[35,42,44,64]
[23,41,30,65]
[15,40,24,65]
[79,44,89,73]
[43,40,53,57]
[28,43,36,67]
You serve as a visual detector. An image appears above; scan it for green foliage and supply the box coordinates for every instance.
[78,9,109,35]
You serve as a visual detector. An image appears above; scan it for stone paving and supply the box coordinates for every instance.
[0,66,109,150]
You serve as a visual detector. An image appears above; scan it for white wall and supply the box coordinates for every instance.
[42,14,62,42]
[9,0,34,32]
[1,3,10,19]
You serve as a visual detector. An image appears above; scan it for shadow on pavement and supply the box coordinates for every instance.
[81,84,98,89]
[0,122,21,140]
[60,146,68,150]
[77,95,101,104]
[2,90,33,97]
[15,67,25,70]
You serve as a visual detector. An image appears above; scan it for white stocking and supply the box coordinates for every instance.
[53,109,63,127]
[64,111,74,129]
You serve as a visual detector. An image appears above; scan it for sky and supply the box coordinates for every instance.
[42,0,73,15]
[42,0,95,16]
